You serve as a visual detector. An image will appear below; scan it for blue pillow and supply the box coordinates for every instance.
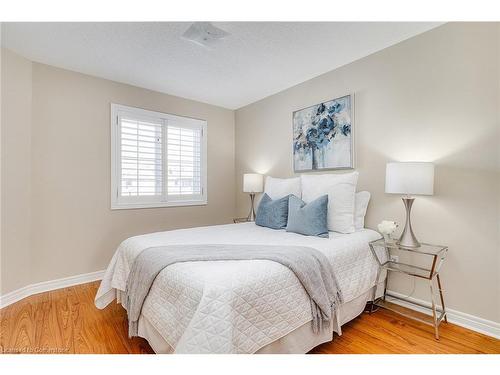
[286,194,329,238]
[255,193,290,229]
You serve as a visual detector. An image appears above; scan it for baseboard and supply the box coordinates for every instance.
[0,270,105,309]
[386,290,500,339]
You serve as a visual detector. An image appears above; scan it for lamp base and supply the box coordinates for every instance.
[397,197,421,248]
[246,193,256,222]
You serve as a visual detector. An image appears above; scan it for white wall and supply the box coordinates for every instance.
[235,23,500,322]
[1,49,33,293]
[1,49,236,294]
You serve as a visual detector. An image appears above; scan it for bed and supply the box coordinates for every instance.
[95,222,382,354]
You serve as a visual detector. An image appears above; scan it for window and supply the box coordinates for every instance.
[111,104,207,209]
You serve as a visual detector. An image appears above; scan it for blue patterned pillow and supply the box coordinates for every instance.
[286,194,329,238]
[255,193,290,229]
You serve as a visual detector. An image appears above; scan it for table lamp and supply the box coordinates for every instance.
[385,162,434,248]
[243,173,263,221]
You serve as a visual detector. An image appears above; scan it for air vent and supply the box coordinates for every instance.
[181,22,229,48]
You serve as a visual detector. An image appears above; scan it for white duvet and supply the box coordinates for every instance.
[95,223,380,353]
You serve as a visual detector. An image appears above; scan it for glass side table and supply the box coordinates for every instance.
[233,217,251,223]
[369,238,449,339]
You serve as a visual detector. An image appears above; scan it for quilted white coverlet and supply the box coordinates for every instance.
[95,223,380,353]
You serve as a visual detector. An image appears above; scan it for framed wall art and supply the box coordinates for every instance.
[293,94,354,172]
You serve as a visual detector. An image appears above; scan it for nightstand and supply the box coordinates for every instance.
[369,238,449,339]
[233,217,251,223]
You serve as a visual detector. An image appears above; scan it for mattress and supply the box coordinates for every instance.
[95,222,381,353]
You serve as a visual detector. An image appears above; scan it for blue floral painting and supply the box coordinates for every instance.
[293,94,353,171]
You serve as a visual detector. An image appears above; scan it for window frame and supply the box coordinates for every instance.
[110,103,207,210]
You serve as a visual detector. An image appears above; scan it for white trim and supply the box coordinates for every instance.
[0,270,105,309]
[110,199,207,210]
[386,290,500,339]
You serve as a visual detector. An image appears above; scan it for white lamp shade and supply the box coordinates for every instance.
[243,173,264,193]
[385,162,434,196]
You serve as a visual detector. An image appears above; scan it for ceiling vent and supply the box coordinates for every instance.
[181,22,229,48]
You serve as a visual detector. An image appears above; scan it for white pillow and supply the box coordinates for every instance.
[264,176,301,200]
[354,191,371,230]
[301,171,359,233]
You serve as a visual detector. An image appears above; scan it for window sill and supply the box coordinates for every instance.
[111,200,207,210]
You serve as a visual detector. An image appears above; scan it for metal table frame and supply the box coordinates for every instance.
[233,217,251,223]
[369,239,449,339]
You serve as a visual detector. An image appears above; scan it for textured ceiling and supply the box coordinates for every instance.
[1,22,441,109]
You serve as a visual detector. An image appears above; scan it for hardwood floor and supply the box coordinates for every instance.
[0,282,153,354]
[1,281,499,354]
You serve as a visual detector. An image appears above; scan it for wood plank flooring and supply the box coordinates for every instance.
[1,281,498,354]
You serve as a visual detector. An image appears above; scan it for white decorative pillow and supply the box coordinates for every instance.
[264,176,301,200]
[301,171,359,233]
[354,191,371,230]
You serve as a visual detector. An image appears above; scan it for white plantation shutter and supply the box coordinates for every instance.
[119,116,163,198]
[111,104,207,209]
[167,125,203,199]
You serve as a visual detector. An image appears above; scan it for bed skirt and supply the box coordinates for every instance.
[137,286,381,354]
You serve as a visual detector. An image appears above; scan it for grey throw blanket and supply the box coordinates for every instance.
[124,244,343,337]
